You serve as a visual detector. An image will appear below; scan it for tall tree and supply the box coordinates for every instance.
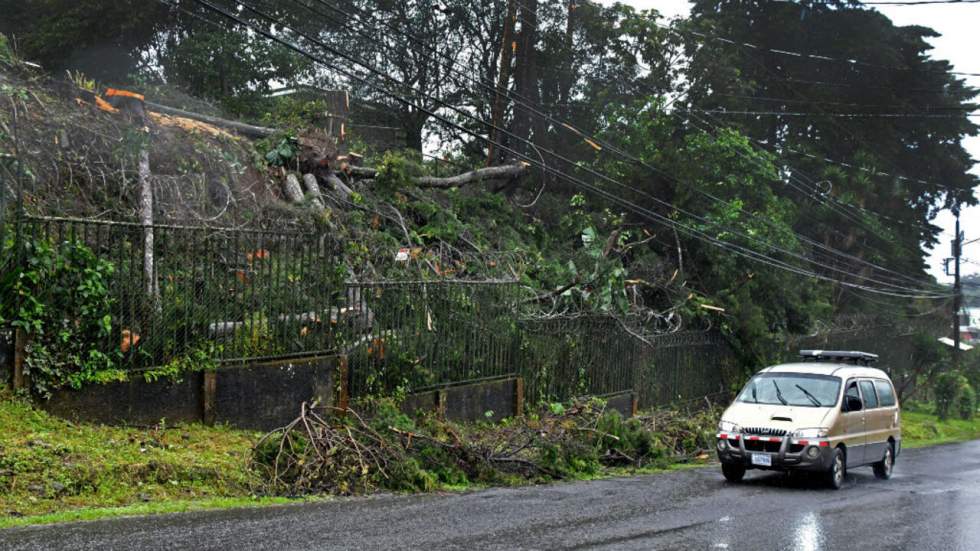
[682,0,979,303]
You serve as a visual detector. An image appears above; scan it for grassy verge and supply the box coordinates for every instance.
[6,389,973,531]
[0,496,312,530]
[0,387,263,526]
[902,407,980,449]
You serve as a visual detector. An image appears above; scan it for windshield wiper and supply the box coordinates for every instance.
[772,380,788,405]
[795,384,823,407]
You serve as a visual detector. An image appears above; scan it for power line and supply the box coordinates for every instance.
[295,0,956,294]
[661,13,980,78]
[180,0,953,299]
[279,0,939,290]
[858,0,980,5]
[697,109,980,119]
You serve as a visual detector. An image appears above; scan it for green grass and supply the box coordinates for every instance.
[3,385,976,531]
[0,496,317,530]
[0,387,263,525]
[902,408,980,449]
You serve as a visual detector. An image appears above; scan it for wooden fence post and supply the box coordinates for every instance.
[631,392,639,418]
[515,376,525,418]
[202,371,217,426]
[12,329,28,392]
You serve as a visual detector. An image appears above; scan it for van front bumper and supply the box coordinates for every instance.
[715,434,835,471]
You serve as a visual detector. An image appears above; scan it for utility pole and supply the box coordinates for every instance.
[953,205,962,370]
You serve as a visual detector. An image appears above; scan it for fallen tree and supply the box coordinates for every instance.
[349,164,527,189]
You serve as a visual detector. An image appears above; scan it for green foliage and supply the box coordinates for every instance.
[934,372,967,421]
[0,237,120,397]
[957,383,976,421]
[255,134,298,168]
[374,150,424,196]
[142,343,222,384]
[0,33,12,64]
[0,387,258,518]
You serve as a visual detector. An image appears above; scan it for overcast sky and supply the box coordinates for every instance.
[599,0,980,282]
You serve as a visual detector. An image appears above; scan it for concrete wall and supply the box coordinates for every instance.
[402,377,522,423]
[41,355,342,431]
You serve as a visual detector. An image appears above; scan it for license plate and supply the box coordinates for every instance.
[752,453,772,467]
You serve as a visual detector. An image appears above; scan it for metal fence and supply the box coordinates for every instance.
[11,216,344,368]
[3,215,747,408]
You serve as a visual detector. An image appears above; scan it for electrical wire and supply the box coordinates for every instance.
[173,0,954,298]
[285,0,948,291]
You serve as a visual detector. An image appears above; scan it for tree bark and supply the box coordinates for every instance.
[145,101,276,139]
[282,173,305,204]
[351,164,527,189]
[138,145,160,309]
[511,0,540,158]
[302,173,325,210]
[487,0,518,166]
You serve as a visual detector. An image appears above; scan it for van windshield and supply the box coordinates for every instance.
[737,373,842,408]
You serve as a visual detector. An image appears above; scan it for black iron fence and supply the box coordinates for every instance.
[9,216,344,368]
[7,215,945,412]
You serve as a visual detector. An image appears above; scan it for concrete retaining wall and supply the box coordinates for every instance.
[41,355,342,431]
[402,377,522,423]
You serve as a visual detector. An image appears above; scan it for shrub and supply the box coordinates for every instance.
[0,237,121,397]
[934,372,967,421]
[957,384,976,421]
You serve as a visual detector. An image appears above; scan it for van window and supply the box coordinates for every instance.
[874,379,897,407]
[859,380,879,409]
[844,381,861,411]
[737,373,842,408]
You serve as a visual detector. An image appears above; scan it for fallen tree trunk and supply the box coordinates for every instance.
[207,305,374,338]
[302,173,325,210]
[350,164,527,189]
[145,101,277,139]
[282,174,305,204]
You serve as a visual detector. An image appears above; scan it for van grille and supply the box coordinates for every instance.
[745,440,782,453]
[742,427,788,437]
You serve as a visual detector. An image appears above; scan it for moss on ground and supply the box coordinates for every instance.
[0,387,260,522]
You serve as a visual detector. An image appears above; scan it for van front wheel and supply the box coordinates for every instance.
[825,448,845,490]
[722,463,746,483]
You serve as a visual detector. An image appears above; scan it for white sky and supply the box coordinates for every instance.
[601,0,980,282]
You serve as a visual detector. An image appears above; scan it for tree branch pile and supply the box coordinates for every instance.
[250,399,721,497]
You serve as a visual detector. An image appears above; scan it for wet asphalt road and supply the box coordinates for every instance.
[2,440,979,551]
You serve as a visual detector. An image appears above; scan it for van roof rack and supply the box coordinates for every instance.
[798,350,879,365]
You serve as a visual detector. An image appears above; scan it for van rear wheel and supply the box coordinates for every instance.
[722,463,746,483]
[873,443,894,480]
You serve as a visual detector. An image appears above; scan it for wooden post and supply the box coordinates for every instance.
[435,389,448,420]
[202,371,217,426]
[631,393,639,418]
[336,355,350,412]
[12,328,28,392]
[514,376,525,418]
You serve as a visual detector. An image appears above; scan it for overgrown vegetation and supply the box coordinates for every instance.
[0,386,257,520]
[251,398,720,497]
[0,237,120,397]
[2,386,978,527]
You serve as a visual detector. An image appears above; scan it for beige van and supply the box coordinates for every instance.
[716,350,901,489]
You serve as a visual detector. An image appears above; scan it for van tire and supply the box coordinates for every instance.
[825,448,845,490]
[873,443,894,480]
[722,463,746,483]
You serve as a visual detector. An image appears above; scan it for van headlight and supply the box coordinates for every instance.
[793,428,828,439]
[718,420,741,433]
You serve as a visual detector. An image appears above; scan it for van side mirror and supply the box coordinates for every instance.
[845,395,863,412]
